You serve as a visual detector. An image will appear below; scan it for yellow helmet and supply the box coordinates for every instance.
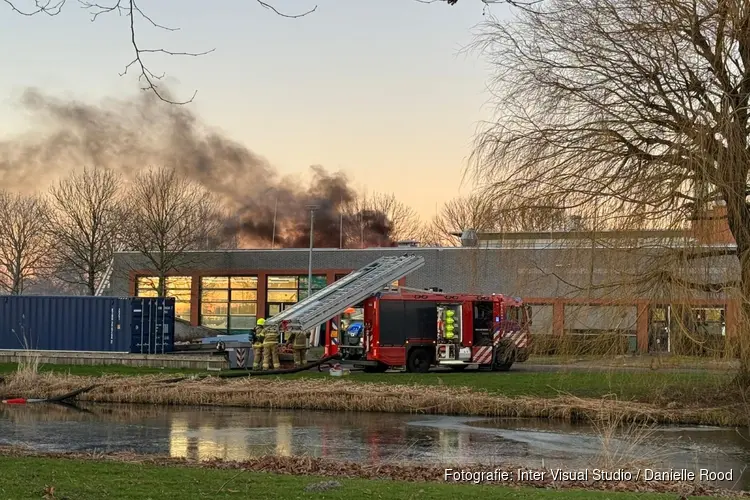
[257,318,265,326]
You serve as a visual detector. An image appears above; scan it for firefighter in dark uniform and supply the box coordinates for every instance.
[252,318,266,370]
[262,321,280,370]
[287,327,310,368]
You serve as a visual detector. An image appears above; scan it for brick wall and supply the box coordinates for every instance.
[691,205,735,245]
[111,245,733,301]
[110,246,739,347]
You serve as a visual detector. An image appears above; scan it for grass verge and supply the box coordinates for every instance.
[0,448,736,499]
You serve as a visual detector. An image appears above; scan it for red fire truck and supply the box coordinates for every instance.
[325,289,531,372]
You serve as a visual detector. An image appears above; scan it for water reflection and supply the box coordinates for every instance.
[0,403,749,490]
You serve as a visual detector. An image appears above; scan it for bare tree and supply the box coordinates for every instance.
[47,166,125,295]
[426,192,568,245]
[469,0,750,366]
[369,193,423,241]
[493,197,568,232]
[427,193,498,246]
[0,191,53,294]
[125,166,224,295]
[344,192,423,244]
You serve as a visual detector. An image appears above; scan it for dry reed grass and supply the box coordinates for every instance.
[588,411,671,470]
[0,445,743,498]
[0,372,744,426]
[13,349,41,386]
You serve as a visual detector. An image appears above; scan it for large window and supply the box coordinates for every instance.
[299,275,328,300]
[200,276,258,332]
[135,276,192,322]
[266,275,327,314]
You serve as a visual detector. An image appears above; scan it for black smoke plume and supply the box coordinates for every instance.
[0,88,396,248]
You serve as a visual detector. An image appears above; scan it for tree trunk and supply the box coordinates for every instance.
[11,266,22,295]
[158,272,167,297]
[736,258,750,388]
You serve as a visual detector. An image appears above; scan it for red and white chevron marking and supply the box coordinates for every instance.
[514,333,529,349]
[472,346,493,365]
[494,320,521,345]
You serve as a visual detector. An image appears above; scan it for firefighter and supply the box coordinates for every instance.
[252,318,266,370]
[341,308,355,332]
[287,327,310,368]
[262,321,280,370]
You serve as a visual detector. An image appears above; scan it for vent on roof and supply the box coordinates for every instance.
[460,229,478,247]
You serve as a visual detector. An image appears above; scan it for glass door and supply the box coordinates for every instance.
[266,302,291,342]
[266,302,290,318]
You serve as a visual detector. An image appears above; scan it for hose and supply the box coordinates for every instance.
[46,385,100,402]
[218,354,341,378]
[0,355,344,400]
[1,384,100,405]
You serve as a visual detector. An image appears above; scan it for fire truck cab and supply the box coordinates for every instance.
[326,290,531,373]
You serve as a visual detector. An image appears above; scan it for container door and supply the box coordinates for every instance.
[130,297,175,354]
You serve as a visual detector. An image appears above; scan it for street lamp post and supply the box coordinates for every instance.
[306,205,318,300]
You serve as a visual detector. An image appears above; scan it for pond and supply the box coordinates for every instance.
[1,403,747,489]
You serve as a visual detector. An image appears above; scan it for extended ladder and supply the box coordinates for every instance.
[95,244,126,296]
[264,254,425,334]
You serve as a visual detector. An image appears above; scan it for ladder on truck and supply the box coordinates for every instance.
[95,245,126,296]
[264,254,425,334]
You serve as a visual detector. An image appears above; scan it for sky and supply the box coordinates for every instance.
[0,0,511,221]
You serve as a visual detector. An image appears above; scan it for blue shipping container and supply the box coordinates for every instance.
[0,295,175,354]
[130,297,175,354]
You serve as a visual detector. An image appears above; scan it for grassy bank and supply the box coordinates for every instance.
[0,449,737,499]
[0,361,736,405]
[283,369,734,405]
[1,370,745,426]
[0,362,206,377]
[527,355,739,371]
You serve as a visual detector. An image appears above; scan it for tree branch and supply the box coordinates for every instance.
[256,0,316,18]
[6,0,318,104]
[3,0,64,16]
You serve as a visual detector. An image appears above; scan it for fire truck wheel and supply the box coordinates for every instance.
[492,348,514,372]
[406,348,431,373]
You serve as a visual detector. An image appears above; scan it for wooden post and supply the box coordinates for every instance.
[725,299,739,339]
[257,272,268,320]
[636,301,649,354]
[190,273,200,326]
[553,299,565,336]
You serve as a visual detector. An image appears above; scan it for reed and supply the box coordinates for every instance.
[1,372,744,427]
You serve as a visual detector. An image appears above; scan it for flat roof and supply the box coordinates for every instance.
[113,241,736,255]
[114,247,456,254]
[450,229,689,240]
